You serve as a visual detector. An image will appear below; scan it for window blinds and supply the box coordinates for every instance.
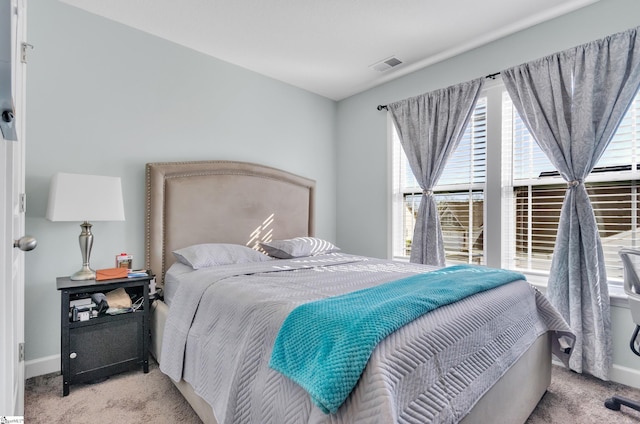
[392,98,487,263]
[506,90,640,282]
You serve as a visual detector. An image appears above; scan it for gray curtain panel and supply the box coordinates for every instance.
[388,78,484,266]
[502,26,640,380]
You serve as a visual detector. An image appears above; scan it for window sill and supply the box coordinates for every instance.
[390,258,630,308]
[526,273,629,309]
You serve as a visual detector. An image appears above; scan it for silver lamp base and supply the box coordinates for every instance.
[70,265,96,281]
[70,221,96,281]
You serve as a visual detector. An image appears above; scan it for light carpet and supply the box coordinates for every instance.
[24,360,640,423]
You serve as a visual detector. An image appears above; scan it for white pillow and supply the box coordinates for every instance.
[259,237,340,259]
[163,262,193,307]
[172,243,272,269]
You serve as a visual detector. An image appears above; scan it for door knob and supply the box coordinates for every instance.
[2,110,14,123]
[13,235,37,251]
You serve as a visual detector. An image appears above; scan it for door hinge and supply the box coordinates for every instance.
[18,343,24,362]
[21,43,33,64]
[19,193,25,213]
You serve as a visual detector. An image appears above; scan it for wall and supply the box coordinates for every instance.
[335,0,640,386]
[23,0,337,373]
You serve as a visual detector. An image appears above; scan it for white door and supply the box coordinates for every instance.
[1,0,29,416]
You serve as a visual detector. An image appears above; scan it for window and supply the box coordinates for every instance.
[391,98,487,265]
[391,81,640,286]
[504,90,640,283]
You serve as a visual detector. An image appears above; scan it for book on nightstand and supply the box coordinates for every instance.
[95,268,128,281]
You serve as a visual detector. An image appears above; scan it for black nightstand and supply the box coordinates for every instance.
[56,273,153,396]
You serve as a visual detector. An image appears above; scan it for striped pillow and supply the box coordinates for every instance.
[260,237,340,259]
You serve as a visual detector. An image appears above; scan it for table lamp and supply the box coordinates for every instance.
[46,172,125,280]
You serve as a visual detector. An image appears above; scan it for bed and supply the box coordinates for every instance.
[144,160,573,424]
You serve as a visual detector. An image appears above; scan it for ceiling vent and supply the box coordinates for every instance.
[370,56,403,73]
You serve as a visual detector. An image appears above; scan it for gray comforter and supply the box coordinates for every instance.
[160,254,573,424]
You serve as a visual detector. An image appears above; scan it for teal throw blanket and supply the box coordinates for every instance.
[268,264,526,414]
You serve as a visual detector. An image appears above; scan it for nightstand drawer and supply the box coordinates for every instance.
[69,315,143,383]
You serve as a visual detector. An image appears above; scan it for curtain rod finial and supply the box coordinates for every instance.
[377,105,388,111]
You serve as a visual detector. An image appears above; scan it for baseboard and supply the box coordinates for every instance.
[552,359,640,389]
[25,354,60,379]
[26,354,640,390]
[610,363,640,389]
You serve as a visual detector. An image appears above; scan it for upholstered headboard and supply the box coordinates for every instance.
[144,161,315,286]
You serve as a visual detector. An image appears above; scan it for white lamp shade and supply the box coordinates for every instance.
[46,172,125,222]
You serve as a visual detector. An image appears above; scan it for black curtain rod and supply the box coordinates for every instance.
[376,72,501,111]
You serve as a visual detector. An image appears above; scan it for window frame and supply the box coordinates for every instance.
[389,78,640,296]
[389,92,491,265]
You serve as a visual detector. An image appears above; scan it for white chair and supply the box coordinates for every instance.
[604,248,640,412]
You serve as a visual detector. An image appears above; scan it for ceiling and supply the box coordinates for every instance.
[59,0,600,101]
